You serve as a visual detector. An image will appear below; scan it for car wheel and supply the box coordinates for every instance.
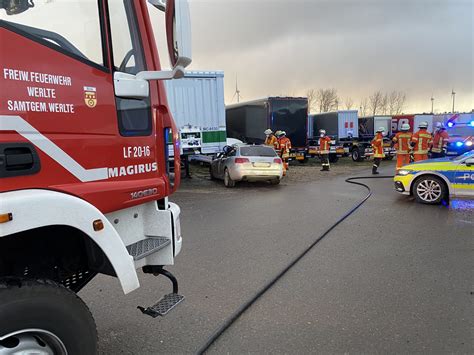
[224,168,235,188]
[270,179,280,185]
[413,175,447,204]
[0,279,97,355]
[209,165,216,180]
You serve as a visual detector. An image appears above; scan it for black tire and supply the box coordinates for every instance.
[412,175,447,205]
[351,148,363,162]
[209,165,216,180]
[328,155,339,163]
[224,168,235,188]
[0,279,97,355]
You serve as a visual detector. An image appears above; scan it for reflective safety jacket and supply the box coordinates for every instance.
[411,129,432,155]
[431,130,449,153]
[371,133,385,158]
[319,136,331,154]
[264,135,278,150]
[392,132,412,154]
[278,137,292,158]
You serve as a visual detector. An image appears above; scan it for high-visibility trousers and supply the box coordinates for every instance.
[396,154,410,169]
[414,153,428,162]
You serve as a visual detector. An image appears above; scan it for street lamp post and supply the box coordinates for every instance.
[431,96,434,114]
[451,90,456,113]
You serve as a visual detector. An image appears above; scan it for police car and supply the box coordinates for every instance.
[394,151,474,204]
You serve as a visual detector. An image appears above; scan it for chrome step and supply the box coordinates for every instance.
[126,237,170,261]
[138,293,185,317]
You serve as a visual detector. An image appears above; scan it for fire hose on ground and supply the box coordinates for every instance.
[196,175,394,354]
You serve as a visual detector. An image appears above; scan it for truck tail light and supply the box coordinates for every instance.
[273,158,282,164]
[235,158,250,164]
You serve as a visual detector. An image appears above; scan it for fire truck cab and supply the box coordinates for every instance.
[0,0,191,353]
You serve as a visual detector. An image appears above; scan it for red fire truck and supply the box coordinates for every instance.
[0,0,191,353]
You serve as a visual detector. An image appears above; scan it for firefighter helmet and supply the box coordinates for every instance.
[319,129,326,135]
[401,123,410,131]
[264,129,273,135]
[418,121,429,128]
[376,127,385,133]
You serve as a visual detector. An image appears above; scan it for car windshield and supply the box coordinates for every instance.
[452,151,474,162]
[240,146,276,157]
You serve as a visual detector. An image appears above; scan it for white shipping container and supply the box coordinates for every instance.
[164,71,226,155]
[338,110,359,139]
[374,116,392,135]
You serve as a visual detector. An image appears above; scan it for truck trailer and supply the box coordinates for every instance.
[307,111,355,162]
[226,97,308,161]
[164,71,226,164]
[1,0,192,353]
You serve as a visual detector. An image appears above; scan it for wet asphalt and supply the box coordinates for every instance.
[80,161,474,354]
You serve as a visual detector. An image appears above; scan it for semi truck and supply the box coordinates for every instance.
[164,71,226,167]
[0,0,192,353]
[226,97,309,161]
[308,111,394,162]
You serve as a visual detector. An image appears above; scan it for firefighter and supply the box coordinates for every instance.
[411,121,432,162]
[277,131,292,171]
[319,129,331,171]
[371,127,385,174]
[431,122,449,158]
[392,123,412,171]
[264,129,279,152]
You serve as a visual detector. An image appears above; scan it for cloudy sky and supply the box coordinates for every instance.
[181,0,473,113]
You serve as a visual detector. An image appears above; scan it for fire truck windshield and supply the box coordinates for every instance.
[0,0,104,67]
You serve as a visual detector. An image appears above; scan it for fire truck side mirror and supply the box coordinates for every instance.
[114,72,150,99]
[148,0,192,70]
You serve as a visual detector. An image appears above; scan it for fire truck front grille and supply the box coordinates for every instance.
[126,237,170,261]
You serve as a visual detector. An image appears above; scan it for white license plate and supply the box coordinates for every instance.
[253,162,271,168]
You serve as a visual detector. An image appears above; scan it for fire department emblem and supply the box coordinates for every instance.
[84,86,97,108]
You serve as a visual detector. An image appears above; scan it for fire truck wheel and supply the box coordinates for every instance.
[224,169,235,188]
[0,279,97,355]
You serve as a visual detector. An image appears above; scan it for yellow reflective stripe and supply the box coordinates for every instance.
[410,163,474,172]
[451,184,474,190]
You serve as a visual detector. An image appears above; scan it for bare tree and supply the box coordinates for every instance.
[394,92,406,114]
[369,90,384,115]
[306,89,317,114]
[317,88,339,113]
[388,91,398,115]
[344,97,354,110]
[380,93,389,115]
[359,97,369,116]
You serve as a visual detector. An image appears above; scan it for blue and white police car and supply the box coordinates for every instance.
[394,151,474,204]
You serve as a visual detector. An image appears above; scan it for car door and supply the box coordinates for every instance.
[453,157,474,197]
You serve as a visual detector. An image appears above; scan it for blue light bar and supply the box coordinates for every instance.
[447,121,454,127]
[455,141,463,147]
[470,121,474,127]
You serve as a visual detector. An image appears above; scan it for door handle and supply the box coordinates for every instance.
[0,143,41,178]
